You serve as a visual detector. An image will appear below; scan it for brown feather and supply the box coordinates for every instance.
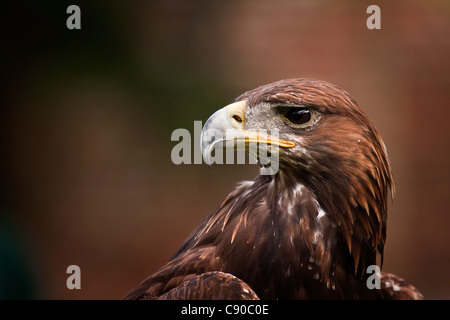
[124,78,422,300]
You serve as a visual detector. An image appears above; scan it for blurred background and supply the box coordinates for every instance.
[1,0,449,299]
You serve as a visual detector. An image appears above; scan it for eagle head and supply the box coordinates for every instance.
[201,78,393,279]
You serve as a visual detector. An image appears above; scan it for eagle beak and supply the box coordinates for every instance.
[201,100,295,165]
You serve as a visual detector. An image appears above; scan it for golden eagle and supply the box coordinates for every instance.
[124,78,423,300]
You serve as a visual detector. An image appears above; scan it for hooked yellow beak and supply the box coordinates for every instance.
[200,100,295,165]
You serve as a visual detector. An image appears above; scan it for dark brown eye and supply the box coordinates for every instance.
[285,108,312,125]
[232,114,243,123]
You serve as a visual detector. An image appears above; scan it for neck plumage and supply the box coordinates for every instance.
[190,167,388,298]
[274,161,389,273]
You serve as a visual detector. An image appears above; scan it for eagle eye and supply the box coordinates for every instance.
[284,108,313,126]
[232,114,243,123]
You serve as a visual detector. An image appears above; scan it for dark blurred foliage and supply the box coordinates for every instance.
[0,1,449,299]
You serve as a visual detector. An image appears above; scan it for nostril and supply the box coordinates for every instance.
[232,114,243,123]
